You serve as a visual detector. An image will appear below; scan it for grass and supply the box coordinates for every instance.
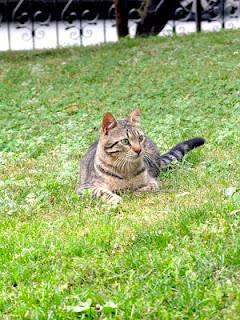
[0,30,240,319]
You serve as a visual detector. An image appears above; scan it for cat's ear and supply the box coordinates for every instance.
[102,112,117,134]
[128,108,140,126]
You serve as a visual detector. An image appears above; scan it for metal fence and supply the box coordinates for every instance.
[0,0,239,51]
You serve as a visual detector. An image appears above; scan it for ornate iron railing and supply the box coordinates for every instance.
[0,0,239,51]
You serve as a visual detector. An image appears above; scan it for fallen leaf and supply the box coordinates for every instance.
[64,104,81,114]
[224,187,237,197]
[228,209,240,216]
[176,192,191,197]
[65,299,94,314]
[102,301,118,315]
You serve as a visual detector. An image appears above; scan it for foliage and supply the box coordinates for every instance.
[0,30,240,319]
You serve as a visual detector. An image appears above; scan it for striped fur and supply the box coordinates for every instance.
[77,109,205,204]
[145,137,205,177]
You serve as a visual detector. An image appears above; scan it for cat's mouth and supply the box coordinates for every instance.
[130,153,143,161]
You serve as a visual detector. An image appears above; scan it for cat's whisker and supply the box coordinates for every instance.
[113,157,127,173]
[114,157,124,168]
[119,159,128,172]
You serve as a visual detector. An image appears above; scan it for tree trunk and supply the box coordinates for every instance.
[136,0,178,36]
[113,0,129,38]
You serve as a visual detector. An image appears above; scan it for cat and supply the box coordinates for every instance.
[77,109,205,204]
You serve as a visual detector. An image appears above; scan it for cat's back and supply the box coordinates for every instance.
[144,137,162,177]
[80,140,98,183]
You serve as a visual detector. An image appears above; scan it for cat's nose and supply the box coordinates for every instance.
[132,145,142,155]
[136,149,141,155]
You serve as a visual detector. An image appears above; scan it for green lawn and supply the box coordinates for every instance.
[0,30,240,319]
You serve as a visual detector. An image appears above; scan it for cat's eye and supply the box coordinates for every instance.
[121,138,129,145]
[139,135,144,142]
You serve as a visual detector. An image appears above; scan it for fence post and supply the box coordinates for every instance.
[114,0,129,37]
[221,0,225,29]
[196,0,201,32]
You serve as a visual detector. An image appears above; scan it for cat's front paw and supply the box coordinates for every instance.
[148,180,159,191]
[109,194,122,206]
[136,180,159,192]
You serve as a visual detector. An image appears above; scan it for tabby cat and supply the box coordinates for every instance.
[77,109,205,204]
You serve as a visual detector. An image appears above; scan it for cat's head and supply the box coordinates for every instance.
[99,109,145,161]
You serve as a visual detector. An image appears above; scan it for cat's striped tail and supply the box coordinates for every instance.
[159,137,205,169]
